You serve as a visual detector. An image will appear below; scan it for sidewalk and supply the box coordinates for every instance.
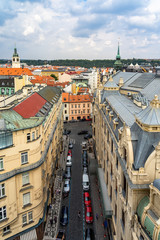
[88,152,108,240]
[43,135,69,240]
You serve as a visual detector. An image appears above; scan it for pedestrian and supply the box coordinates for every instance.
[50,218,53,226]
[96,213,99,220]
[54,216,57,224]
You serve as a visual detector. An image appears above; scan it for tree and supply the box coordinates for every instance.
[50,74,58,81]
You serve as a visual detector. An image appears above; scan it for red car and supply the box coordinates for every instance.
[68,150,72,157]
[84,192,91,206]
[85,205,93,224]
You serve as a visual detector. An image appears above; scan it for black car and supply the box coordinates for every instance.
[85,228,95,240]
[56,230,65,239]
[64,167,71,179]
[83,159,88,167]
[82,150,88,161]
[78,130,88,135]
[60,206,68,226]
[84,133,92,139]
[63,129,71,135]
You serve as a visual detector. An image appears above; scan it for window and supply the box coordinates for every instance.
[28,211,33,223]
[87,109,90,113]
[22,173,29,186]
[75,104,77,108]
[65,110,67,114]
[65,104,67,108]
[22,214,27,225]
[21,152,28,165]
[71,104,73,108]
[23,192,30,206]
[83,110,85,113]
[0,158,3,170]
[3,225,10,234]
[111,139,113,153]
[27,133,30,142]
[0,184,5,198]
[0,206,6,221]
[36,130,38,138]
[88,104,89,107]
[83,104,85,107]
[78,110,80,113]
[75,110,77,114]
[78,104,80,108]
[122,209,125,231]
[71,111,73,114]
[32,132,35,140]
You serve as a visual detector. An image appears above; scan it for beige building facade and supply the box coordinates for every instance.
[92,70,160,240]
[0,86,63,239]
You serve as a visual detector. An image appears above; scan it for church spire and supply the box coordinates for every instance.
[116,42,121,60]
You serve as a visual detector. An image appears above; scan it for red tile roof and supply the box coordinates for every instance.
[62,92,92,103]
[0,68,33,76]
[13,93,47,118]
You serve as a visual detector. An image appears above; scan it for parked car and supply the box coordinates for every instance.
[78,130,88,135]
[82,173,90,191]
[84,133,92,139]
[66,159,72,167]
[69,143,73,149]
[83,159,88,167]
[85,205,93,224]
[67,155,71,161]
[68,150,72,156]
[82,150,88,160]
[63,179,70,197]
[56,230,65,240]
[85,228,95,240]
[84,192,91,206]
[60,206,68,226]
[63,129,71,135]
[83,166,88,174]
[64,167,71,179]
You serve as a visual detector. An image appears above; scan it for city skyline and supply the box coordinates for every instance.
[0,0,160,60]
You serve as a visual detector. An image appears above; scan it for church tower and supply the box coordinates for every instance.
[12,47,20,68]
[114,42,123,71]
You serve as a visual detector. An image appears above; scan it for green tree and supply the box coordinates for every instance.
[50,74,58,81]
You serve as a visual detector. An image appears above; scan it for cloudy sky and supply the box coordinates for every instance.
[0,0,160,60]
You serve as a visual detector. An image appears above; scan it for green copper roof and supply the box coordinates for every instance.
[13,47,19,57]
[137,196,149,221]
[0,109,44,131]
[144,216,155,239]
[116,42,121,60]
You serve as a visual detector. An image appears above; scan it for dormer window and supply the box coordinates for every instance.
[113,118,119,130]
[109,111,114,121]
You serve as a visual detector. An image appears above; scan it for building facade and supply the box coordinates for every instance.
[0,86,63,240]
[92,70,160,240]
[62,92,92,121]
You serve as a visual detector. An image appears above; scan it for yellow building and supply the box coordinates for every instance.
[93,70,160,240]
[41,69,66,80]
[0,86,63,240]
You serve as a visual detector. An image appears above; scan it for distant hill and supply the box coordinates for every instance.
[0,59,160,68]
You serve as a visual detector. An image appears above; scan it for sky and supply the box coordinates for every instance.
[0,0,160,60]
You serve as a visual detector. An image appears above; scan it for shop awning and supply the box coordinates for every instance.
[97,168,113,218]
[20,229,37,240]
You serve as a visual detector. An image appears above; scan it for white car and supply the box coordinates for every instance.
[67,155,72,161]
[69,143,73,149]
[63,179,70,193]
[66,159,72,167]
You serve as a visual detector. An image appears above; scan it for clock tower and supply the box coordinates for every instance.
[12,47,20,68]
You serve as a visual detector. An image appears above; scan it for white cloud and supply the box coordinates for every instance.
[0,0,160,59]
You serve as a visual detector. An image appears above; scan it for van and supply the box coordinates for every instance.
[82,173,89,191]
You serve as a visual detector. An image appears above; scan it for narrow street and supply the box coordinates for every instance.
[56,121,109,240]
